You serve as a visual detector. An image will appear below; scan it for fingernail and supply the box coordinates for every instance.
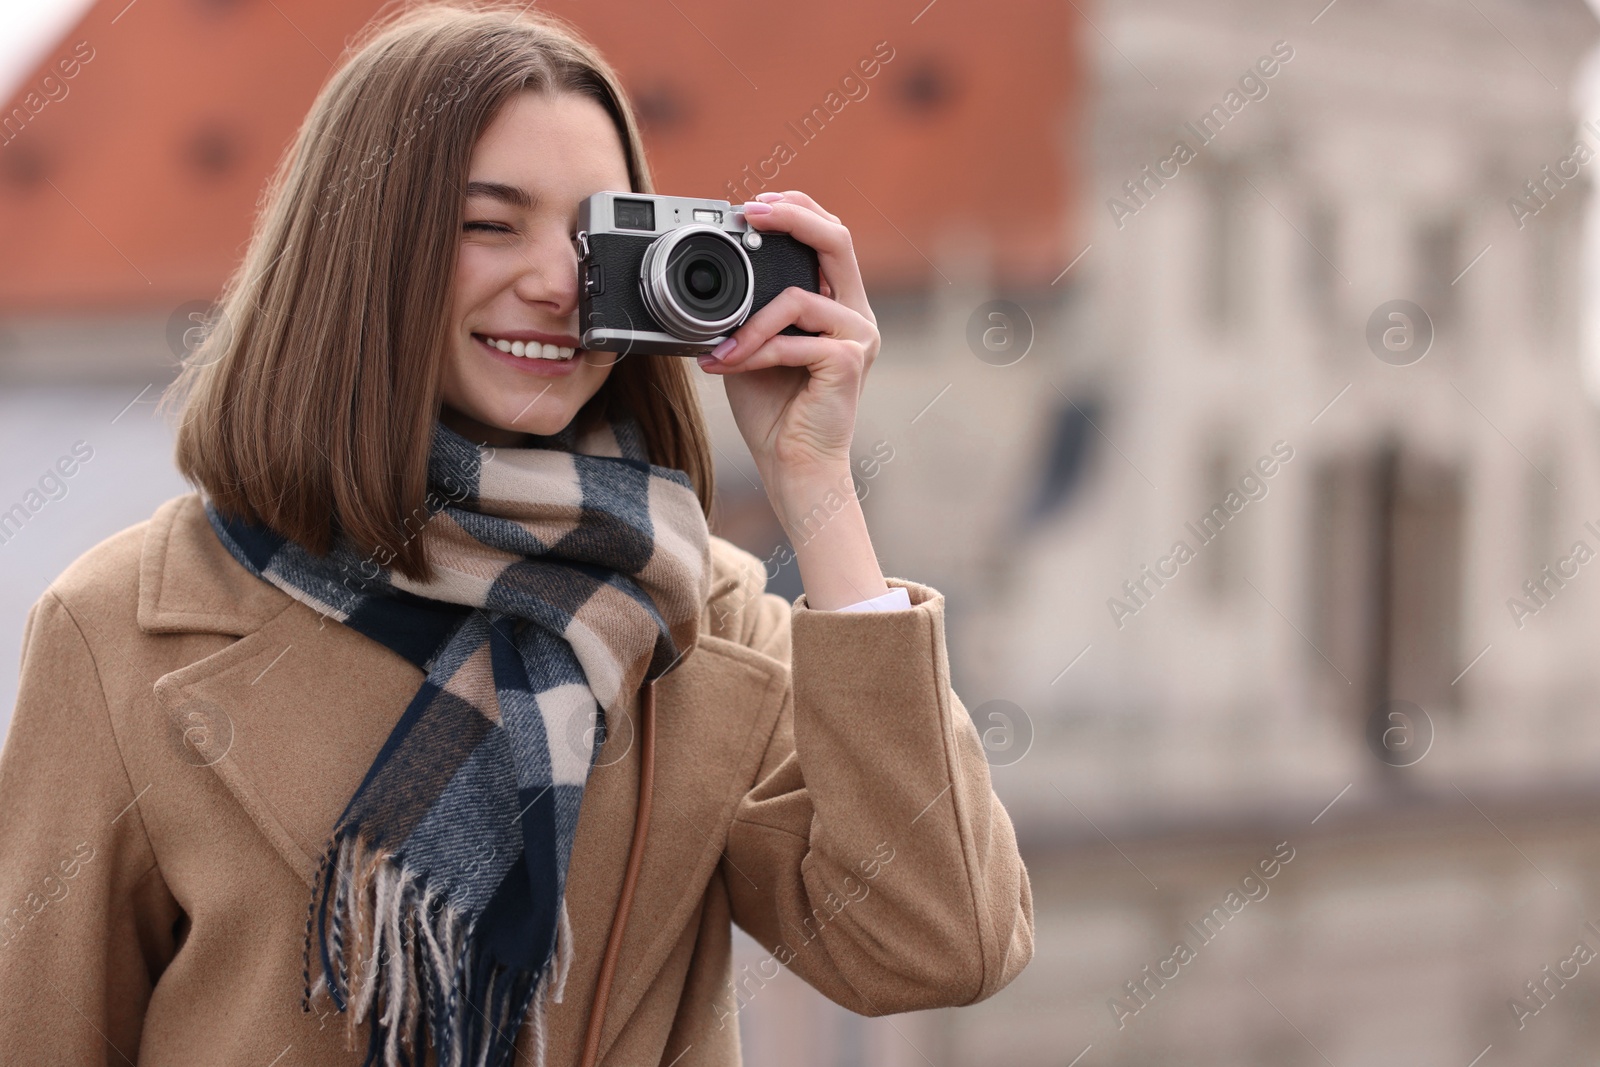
[710,337,737,359]
[755,191,784,202]
[696,355,717,368]
[741,202,773,215]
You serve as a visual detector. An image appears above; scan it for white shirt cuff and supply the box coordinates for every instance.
[833,586,913,613]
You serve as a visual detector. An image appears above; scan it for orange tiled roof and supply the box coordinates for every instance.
[0,0,1078,313]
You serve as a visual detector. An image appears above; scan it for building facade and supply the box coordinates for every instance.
[826,0,1600,1063]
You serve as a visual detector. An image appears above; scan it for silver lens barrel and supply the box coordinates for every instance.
[639,225,755,342]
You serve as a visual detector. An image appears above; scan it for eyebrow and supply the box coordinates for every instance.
[465,180,535,210]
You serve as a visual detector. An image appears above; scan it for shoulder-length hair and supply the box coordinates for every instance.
[165,1,714,582]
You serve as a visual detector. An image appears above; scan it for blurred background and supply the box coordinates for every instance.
[5,0,1600,1063]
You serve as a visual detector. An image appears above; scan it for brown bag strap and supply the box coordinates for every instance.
[578,678,657,1067]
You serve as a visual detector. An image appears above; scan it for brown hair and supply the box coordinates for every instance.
[164,1,714,582]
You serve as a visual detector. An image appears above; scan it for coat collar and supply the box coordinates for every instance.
[137,494,290,637]
[137,493,759,638]
[138,493,786,1062]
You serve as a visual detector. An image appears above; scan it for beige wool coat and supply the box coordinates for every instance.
[0,492,1034,1066]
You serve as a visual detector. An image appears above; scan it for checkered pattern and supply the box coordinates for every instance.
[205,417,710,1067]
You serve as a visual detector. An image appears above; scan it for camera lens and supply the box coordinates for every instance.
[640,225,754,342]
[670,238,743,318]
[687,261,720,300]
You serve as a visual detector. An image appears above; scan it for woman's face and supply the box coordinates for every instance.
[439,90,630,446]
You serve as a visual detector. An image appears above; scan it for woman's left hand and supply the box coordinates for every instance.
[696,190,879,498]
[696,189,890,610]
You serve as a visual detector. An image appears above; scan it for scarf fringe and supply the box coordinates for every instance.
[301,828,567,1067]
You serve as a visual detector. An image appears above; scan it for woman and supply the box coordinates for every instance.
[0,4,1033,1066]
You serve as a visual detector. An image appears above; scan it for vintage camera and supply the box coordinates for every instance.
[576,191,822,357]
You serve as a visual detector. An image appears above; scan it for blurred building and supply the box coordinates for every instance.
[844,0,1600,1063]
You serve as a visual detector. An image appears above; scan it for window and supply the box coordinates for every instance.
[1309,444,1465,720]
[1303,201,1340,339]
[1524,449,1559,576]
[1528,202,1567,346]
[1386,449,1465,712]
[1414,215,1462,330]
[1202,161,1249,336]
[1197,443,1241,597]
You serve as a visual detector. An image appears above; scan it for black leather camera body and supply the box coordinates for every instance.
[576,191,821,357]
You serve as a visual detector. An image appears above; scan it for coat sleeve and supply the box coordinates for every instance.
[718,577,1034,1016]
[0,591,179,1064]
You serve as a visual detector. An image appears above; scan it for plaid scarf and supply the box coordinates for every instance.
[203,416,710,1067]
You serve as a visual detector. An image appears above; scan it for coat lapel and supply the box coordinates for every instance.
[139,494,787,1059]
[555,633,788,1065]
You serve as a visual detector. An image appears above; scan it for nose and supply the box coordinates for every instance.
[510,228,580,320]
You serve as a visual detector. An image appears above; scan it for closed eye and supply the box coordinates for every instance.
[463,221,513,234]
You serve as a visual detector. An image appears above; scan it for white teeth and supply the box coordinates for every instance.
[478,335,579,360]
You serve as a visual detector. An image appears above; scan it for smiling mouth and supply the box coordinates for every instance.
[474,333,580,361]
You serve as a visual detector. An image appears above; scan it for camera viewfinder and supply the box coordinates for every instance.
[614,198,655,231]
